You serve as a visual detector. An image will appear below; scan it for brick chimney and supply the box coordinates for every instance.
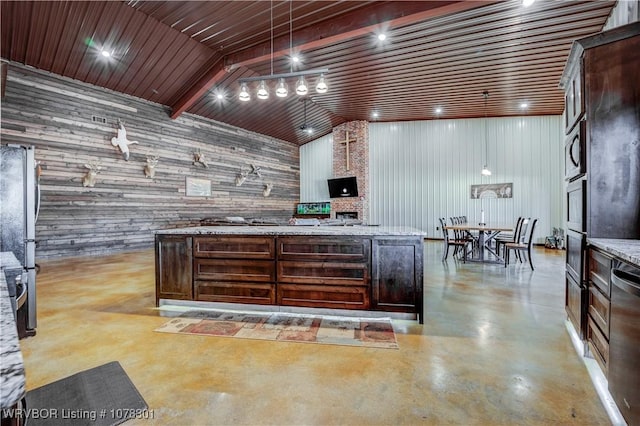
[331,121,369,221]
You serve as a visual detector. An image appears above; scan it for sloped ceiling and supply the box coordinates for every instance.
[1,0,616,145]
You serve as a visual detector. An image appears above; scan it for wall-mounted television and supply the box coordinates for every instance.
[328,176,358,198]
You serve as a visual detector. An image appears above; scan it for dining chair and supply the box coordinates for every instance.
[451,217,475,257]
[495,217,523,255]
[439,217,470,261]
[504,218,538,270]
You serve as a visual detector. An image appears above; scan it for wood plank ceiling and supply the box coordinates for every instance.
[1,0,616,145]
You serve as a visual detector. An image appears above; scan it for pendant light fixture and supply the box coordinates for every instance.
[239,82,251,102]
[299,98,313,134]
[237,0,328,102]
[481,90,492,176]
[257,80,269,100]
[275,78,288,97]
[315,74,328,94]
[295,76,308,95]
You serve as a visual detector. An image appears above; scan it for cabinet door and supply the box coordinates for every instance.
[585,34,640,239]
[156,235,193,304]
[564,62,584,133]
[371,238,423,319]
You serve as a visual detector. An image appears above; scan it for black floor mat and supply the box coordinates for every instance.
[25,361,147,426]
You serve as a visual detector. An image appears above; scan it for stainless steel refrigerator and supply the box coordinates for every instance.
[1,144,39,338]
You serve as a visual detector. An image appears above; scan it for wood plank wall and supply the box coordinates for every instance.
[0,63,300,259]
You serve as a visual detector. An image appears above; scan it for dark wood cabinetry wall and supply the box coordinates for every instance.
[0,63,300,258]
[561,22,640,341]
[560,21,640,368]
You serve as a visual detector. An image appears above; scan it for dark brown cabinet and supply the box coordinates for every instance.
[560,22,640,347]
[155,231,424,322]
[371,237,423,318]
[155,234,193,304]
[276,236,371,309]
[193,236,276,305]
[587,248,612,375]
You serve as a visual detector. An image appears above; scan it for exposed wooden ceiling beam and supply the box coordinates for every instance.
[169,1,495,119]
[170,55,225,119]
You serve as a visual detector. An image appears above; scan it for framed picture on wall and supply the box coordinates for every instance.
[186,177,211,197]
[470,183,513,199]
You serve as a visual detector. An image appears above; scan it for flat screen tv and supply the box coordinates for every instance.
[328,176,358,198]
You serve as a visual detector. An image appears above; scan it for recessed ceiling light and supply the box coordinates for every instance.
[372,111,379,119]
[435,107,443,114]
[100,50,111,58]
[216,93,224,100]
[378,33,387,42]
[520,102,529,109]
[292,55,300,63]
[522,0,535,7]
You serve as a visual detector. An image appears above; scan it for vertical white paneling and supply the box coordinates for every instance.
[603,1,639,30]
[299,116,564,243]
[299,133,333,202]
[368,116,563,243]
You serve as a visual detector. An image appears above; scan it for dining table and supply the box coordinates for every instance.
[444,224,513,263]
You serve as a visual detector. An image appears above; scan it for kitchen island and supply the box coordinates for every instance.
[155,226,425,323]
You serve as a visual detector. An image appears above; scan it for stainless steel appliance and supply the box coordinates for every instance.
[0,144,39,338]
[609,259,640,426]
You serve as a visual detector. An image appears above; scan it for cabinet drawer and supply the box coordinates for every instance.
[195,281,275,305]
[277,237,370,262]
[587,316,609,377]
[194,236,275,259]
[589,248,612,297]
[278,284,370,310]
[564,120,586,181]
[278,261,368,285]
[588,285,610,339]
[194,259,275,282]
[565,272,586,339]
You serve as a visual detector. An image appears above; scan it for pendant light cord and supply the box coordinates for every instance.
[483,90,489,169]
[270,0,274,76]
[290,0,293,73]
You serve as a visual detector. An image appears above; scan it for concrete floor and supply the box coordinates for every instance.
[18,241,611,425]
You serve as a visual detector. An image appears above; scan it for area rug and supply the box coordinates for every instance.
[155,310,398,349]
[25,361,148,426]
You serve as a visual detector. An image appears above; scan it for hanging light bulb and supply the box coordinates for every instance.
[257,80,269,100]
[275,78,288,97]
[239,82,251,102]
[296,76,308,96]
[481,165,492,176]
[315,74,328,94]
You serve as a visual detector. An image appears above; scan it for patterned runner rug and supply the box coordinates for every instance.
[155,310,398,349]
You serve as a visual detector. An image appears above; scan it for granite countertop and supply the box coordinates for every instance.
[588,238,640,268]
[0,270,26,409]
[156,225,427,237]
[0,252,22,270]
